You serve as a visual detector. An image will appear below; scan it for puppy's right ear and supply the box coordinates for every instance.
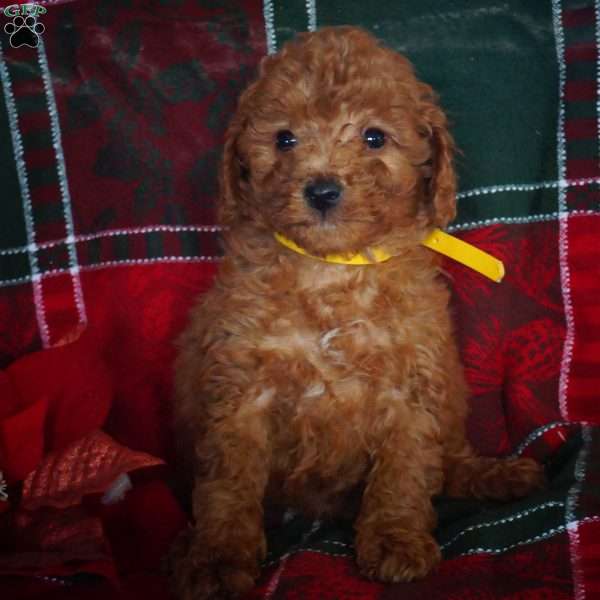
[219,55,283,227]
[218,111,246,228]
[219,72,266,227]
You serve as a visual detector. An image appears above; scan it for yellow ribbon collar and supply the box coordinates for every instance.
[274,228,505,283]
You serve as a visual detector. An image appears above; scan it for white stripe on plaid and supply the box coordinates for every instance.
[306,0,317,31]
[566,426,592,600]
[552,2,583,592]
[264,1,317,55]
[51,256,220,274]
[264,520,321,596]
[452,525,565,557]
[264,520,322,569]
[37,39,88,330]
[264,555,290,598]
[0,274,35,287]
[567,520,584,596]
[456,176,600,199]
[263,0,277,54]
[570,515,600,526]
[34,576,72,587]
[440,501,566,552]
[265,548,349,568]
[448,208,599,232]
[0,224,222,257]
[568,517,584,598]
[553,0,574,424]
[0,256,220,289]
[509,421,573,458]
[0,40,51,346]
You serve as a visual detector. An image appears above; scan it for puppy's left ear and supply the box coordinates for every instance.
[421,96,457,228]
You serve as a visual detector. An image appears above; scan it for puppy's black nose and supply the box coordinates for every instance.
[304,179,343,215]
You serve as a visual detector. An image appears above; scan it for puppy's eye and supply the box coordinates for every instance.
[275,130,297,151]
[363,128,386,149]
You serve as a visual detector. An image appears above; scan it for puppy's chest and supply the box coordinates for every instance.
[260,296,399,382]
[256,282,417,420]
[259,289,416,484]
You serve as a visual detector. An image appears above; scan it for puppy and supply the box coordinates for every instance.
[171,26,544,599]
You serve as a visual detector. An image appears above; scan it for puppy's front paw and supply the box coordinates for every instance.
[171,553,260,600]
[168,528,264,599]
[355,528,441,583]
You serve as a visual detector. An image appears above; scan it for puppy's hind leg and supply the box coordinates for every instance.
[443,443,545,501]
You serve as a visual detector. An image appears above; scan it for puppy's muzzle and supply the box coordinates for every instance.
[304,179,343,216]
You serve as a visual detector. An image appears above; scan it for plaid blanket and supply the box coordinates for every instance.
[1,1,599,598]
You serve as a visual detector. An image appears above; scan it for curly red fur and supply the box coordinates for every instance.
[171,27,544,599]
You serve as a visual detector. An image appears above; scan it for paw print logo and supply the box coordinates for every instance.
[4,15,45,48]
